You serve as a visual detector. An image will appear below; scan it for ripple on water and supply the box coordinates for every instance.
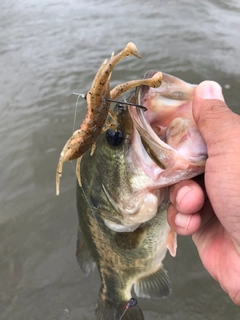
[1,1,240,320]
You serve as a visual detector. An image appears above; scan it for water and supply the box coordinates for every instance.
[1,0,240,319]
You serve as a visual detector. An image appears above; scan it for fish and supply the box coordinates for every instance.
[76,70,207,319]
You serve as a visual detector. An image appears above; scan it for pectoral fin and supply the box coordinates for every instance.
[167,229,177,257]
[134,264,171,298]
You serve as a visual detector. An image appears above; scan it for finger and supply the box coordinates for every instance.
[167,204,202,236]
[169,179,205,214]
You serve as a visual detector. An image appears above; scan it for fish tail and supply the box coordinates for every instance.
[95,294,144,320]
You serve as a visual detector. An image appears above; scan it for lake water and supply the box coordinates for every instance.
[1,0,240,319]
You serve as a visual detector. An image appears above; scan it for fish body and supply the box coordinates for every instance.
[76,71,207,319]
[77,139,174,319]
[77,186,173,319]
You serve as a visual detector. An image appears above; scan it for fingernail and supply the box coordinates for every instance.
[176,186,192,206]
[175,213,191,229]
[198,81,224,101]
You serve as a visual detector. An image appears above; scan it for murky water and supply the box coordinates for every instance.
[1,0,240,319]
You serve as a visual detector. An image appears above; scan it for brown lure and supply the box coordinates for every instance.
[56,43,162,195]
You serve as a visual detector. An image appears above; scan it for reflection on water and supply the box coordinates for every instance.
[0,1,240,319]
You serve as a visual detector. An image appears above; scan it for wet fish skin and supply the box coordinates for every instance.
[76,105,175,320]
[76,72,207,319]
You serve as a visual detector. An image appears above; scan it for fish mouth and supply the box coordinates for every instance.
[128,71,207,185]
[102,217,141,232]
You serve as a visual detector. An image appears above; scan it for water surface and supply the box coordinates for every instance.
[1,1,240,319]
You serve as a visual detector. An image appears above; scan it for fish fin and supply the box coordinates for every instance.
[115,226,148,250]
[76,227,96,276]
[167,229,177,257]
[95,294,144,320]
[134,264,171,298]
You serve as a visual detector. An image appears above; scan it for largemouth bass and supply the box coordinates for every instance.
[76,71,207,319]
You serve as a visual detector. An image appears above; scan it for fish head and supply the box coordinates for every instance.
[81,71,207,233]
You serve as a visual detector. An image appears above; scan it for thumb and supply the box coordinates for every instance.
[192,81,240,248]
[192,81,240,154]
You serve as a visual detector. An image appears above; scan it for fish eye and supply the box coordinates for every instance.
[106,129,124,147]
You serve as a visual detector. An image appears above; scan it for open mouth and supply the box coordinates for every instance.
[129,71,207,171]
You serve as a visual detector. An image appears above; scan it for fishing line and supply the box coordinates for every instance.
[71,93,142,307]
[67,93,86,177]
[119,298,138,320]
[71,92,111,230]
[78,172,102,233]
[72,92,86,133]
[71,92,100,225]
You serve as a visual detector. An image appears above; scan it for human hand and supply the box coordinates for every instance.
[167,81,240,305]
